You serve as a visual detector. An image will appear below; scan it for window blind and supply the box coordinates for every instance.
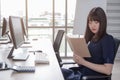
[107,0,120,59]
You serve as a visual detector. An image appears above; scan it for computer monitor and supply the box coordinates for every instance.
[9,16,25,49]
[2,18,9,36]
[1,17,12,43]
[21,18,27,38]
[8,16,29,60]
[20,18,30,44]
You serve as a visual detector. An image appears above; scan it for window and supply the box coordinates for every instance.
[1,0,76,58]
[0,0,25,38]
[1,0,25,18]
[28,0,52,26]
[68,0,76,26]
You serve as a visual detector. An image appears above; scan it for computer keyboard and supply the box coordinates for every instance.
[35,52,49,64]
[11,65,35,72]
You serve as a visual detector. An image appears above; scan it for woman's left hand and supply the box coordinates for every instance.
[73,54,85,65]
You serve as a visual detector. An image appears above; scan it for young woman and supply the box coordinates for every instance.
[62,7,115,80]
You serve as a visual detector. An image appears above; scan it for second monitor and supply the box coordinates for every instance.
[8,16,29,60]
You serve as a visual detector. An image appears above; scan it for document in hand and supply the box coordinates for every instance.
[67,37,91,57]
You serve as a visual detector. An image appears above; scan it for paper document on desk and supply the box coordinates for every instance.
[35,52,49,64]
[67,36,91,57]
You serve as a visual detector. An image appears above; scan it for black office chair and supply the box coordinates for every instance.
[53,30,64,67]
[53,30,77,67]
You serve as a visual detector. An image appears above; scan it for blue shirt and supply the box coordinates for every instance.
[79,34,115,77]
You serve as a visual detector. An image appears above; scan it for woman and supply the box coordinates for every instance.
[62,7,115,80]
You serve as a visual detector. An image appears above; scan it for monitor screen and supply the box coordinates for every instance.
[2,17,9,36]
[7,16,29,60]
[9,16,25,49]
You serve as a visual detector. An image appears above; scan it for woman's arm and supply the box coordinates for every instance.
[73,54,113,75]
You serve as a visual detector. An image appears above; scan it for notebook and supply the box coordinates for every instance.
[67,36,91,57]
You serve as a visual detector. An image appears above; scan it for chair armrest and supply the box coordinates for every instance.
[61,62,76,65]
[60,62,76,67]
[82,75,111,80]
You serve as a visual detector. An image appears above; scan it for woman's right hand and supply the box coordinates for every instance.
[73,54,85,65]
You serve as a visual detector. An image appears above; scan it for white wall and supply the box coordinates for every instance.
[73,0,106,35]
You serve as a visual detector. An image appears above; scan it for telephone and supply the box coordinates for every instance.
[0,62,35,72]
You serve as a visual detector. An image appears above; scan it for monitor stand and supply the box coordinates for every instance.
[7,47,29,61]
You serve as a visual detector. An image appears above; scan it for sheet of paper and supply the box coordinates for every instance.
[67,36,91,57]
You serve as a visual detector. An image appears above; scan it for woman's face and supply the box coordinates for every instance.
[88,20,100,34]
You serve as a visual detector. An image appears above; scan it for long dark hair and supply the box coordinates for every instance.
[85,7,107,43]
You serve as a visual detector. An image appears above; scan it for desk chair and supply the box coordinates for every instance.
[53,30,64,66]
[53,30,76,67]
[60,38,120,80]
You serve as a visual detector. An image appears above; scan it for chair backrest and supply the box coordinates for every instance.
[53,30,64,53]
[53,30,64,67]
[114,38,120,53]
[113,38,120,60]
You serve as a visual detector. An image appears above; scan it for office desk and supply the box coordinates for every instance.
[0,39,64,80]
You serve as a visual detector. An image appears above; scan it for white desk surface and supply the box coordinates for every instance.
[0,39,64,80]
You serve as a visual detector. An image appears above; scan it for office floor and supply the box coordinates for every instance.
[62,59,120,80]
